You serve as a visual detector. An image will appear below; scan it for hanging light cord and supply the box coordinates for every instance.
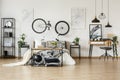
[101,0,103,13]
[95,0,96,16]
[108,0,109,22]
[33,8,34,20]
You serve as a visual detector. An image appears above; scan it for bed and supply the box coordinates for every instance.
[2,40,75,67]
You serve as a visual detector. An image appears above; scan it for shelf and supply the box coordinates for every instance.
[1,18,16,58]
[1,55,16,58]
[2,37,15,38]
[2,46,15,48]
[2,27,15,29]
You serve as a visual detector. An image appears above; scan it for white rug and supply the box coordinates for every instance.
[2,49,75,67]
[2,49,31,67]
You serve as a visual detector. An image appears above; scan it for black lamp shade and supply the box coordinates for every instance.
[105,22,112,27]
[92,17,100,23]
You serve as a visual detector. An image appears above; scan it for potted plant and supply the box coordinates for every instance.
[18,33,26,48]
[112,36,118,57]
[72,37,80,45]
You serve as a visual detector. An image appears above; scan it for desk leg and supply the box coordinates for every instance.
[31,48,33,57]
[89,45,93,58]
[79,46,81,60]
[61,53,63,67]
[60,50,63,67]
[58,50,63,67]
[113,45,115,58]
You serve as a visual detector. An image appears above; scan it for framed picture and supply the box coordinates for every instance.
[89,24,102,41]
[71,8,86,29]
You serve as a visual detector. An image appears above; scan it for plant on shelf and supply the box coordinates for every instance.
[72,37,80,45]
[18,33,26,48]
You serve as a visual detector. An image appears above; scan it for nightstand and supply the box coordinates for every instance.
[70,45,81,60]
[18,44,29,58]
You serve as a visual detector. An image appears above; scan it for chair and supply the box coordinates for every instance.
[99,39,113,59]
[99,46,112,59]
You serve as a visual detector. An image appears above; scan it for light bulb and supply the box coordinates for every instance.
[98,13,106,20]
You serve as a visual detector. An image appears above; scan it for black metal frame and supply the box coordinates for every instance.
[70,45,81,60]
[1,18,16,58]
[55,21,70,35]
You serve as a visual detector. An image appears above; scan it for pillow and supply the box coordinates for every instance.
[46,41,57,48]
[34,39,41,48]
[46,41,66,49]
[57,41,66,49]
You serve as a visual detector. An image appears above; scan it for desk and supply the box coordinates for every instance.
[89,40,112,58]
[31,47,63,66]
[18,44,29,58]
[70,45,81,60]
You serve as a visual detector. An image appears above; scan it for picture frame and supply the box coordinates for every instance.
[89,24,102,41]
[71,8,86,29]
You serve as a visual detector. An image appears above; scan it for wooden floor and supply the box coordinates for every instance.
[0,58,120,80]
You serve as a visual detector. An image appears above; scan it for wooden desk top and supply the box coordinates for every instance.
[89,40,112,46]
[31,47,62,50]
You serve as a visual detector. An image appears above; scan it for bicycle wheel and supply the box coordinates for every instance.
[32,18,47,34]
[55,21,70,35]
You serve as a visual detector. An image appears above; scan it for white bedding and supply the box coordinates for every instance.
[2,49,76,67]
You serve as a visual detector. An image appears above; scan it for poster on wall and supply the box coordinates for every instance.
[22,8,34,22]
[71,8,86,29]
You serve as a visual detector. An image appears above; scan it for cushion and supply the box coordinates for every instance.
[34,39,41,48]
[46,41,66,48]
[46,41,57,48]
[57,41,66,49]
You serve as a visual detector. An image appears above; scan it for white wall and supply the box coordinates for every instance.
[1,0,120,57]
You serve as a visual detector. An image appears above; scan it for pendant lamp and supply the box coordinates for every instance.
[105,0,112,27]
[98,0,106,19]
[92,0,100,23]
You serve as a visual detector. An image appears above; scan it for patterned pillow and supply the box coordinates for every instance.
[46,41,66,49]
[46,41,57,48]
[57,41,66,48]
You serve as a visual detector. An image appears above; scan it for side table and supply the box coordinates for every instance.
[18,44,29,58]
[70,45,81,60]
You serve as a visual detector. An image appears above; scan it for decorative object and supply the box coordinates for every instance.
[32,18,51,34]
[89,24,102,41]
[105,0,112,27]
[5,21,13,28]
[4,32,9,37]
[98,0,106,20]
[92,0,100,23]
[18,33,26,48]
[71,8,86,29]
[9,32,13,37]
[55,21,70,35]
[72,37,80,45]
